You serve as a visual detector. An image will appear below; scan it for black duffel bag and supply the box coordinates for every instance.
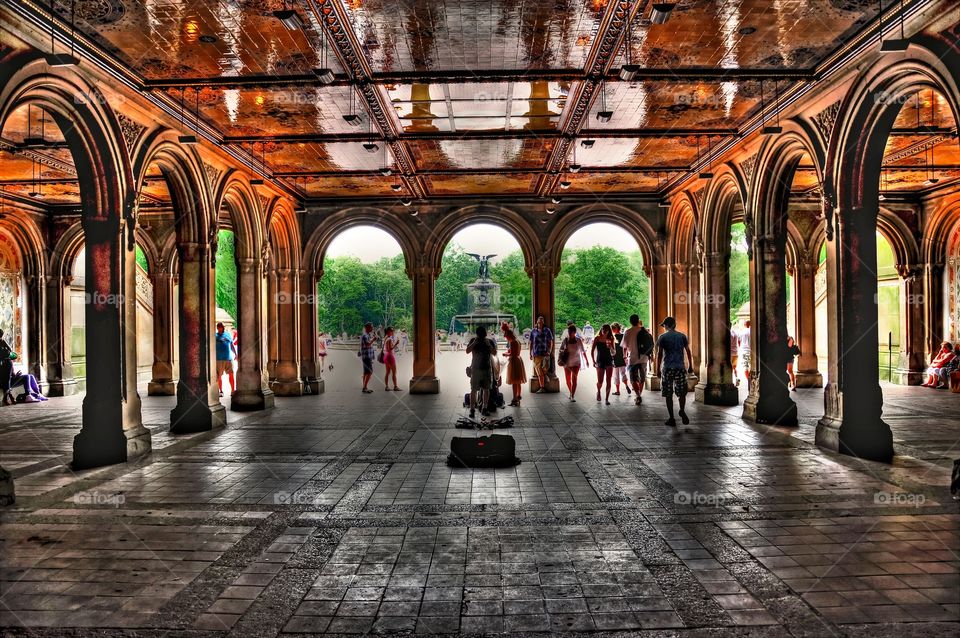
[447,434,520,468]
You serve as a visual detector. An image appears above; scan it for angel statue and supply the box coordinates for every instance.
[466,253,496,280]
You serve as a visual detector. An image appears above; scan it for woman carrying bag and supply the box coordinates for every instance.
[558,324,586,402]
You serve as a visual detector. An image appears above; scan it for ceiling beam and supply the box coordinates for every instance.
[274,166,689,178]
[142,67,817,90]
[223,128,736,144]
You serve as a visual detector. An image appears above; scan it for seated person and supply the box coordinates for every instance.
[5,369,47,404]
[938,343,960,389]
[922,341,955,388]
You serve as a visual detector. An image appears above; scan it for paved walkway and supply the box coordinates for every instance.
[1,351,958,635]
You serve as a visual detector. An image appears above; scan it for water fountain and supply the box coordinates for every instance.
[449,253,517,336]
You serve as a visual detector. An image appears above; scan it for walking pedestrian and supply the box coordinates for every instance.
[655,316,694,427]
[591,324,616,404]
[612,322,630,396]
[359,322,378,393]
[738,320,752,385]
[466,326,497,418]
[558,324,586,401]
[528,316,554,392]
[382,326,401,391]
[622,314,653,405]
[582,321,595,346]
[786,336,801,390]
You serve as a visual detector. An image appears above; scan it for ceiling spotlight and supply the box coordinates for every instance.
[569,163,582,174]
[580,139,595,148]
[250,178,264,186]
[312,68,335,84]
[880,39,909,52]
[546,205,556,215]
[363,142,379,153]
[658,199,671,209]
[650,3,676,24]
[551,196,562,204]
[199,34,218,44]
[401,198,412,207]
[342,113,362,126]
[273,9,304,30]
[379,167,392,177]
[28,191,42,199]
[559,180,571,189]
[391,183,402,192]
[410,209,419,217]
[761,125,783,135]
[178,134,198,145]
[924,177,940,186]
[698,171,714,179]
[878,192,887,201]
[596,111,613,123]
[619,65,639,82]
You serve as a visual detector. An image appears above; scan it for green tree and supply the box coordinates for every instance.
[728,223,750,323]
[490,250,532,329]
[215,229,237,322]
[435,245,482,331]
[316,256,368,335]
[555,246,649,332]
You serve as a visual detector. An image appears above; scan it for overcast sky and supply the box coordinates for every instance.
[325,222,642,263]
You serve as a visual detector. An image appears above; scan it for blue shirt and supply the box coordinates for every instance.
[530,327,553,356]
[215,332,234,361]
[656,330,688,370]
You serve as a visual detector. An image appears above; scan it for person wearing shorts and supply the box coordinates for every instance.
[359,323,377,393]
[215,322,237,397]
[655,316,694,427]
[611,322,630,396]
[528,316,554,392]
[622,314,653,405]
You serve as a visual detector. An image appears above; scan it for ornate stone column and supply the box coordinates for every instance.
[894,264,924,385]
[24,274,43,383]
[233,257,275,409]
[147,266,176,395]
[742,234,798,425]
[73,216,150,468]
[528,262,560,392]
[816,209,893,462]
[170,240,225,433]
[266,268,279,381]
[922,261,945,357]
[687,263,702,373]
[695,252,738,405]
[298,268,323,395]
[793,253,823,387]
[270,268,303,396]
[42,274,78,396]
[646,262,670,390]
[410,261,440,393]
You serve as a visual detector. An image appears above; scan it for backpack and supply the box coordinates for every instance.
[636,327,654,358]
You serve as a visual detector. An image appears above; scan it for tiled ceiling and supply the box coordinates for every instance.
[2,1,956,203]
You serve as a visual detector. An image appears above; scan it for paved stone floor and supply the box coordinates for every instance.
[1,350,958,636]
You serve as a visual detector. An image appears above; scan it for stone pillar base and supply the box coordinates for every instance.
[646,374,661,391]
[891,369,923,386]
[147,380,177,396]
[694,382,739,406]
[301,379,324,395]
[793,371,823,388]
[742,394,798,426]
[271,380,304,397]
[170,403,227,434]
[410,376,440,394]
[0,466,14,506]
[816,416,894,463]
[529,376,560,393]
[231,388,276,412]
[46,379,80,397]
[73,419,152,470]
[686,373,699,392]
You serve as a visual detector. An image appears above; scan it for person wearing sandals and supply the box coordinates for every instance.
[359,322,378,393]
[611,322,630,397]
[591,324,616,404]
[382,326,401,392]
[503,327,526,407]
[656,316,694,427]
[559,324,586,401]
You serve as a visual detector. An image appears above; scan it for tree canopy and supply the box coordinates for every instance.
[316,254,412,335]
[215,230,238,322]
[555,246,649,331]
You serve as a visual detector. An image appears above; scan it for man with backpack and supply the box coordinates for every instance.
[622,314,654,405]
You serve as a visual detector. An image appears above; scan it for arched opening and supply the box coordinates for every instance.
[315,225,412,393]
[0,228,27,373]
[728,220,749,390]
[556,222,650,333]
[948,219,960,343]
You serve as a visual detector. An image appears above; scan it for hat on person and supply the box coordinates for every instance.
[660,316,676,329]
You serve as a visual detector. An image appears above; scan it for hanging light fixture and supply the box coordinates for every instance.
[24,104,45,147]
[619,2,639,81]
[580,139,596,149]
[378,143,392,177]
[595,81,613,123]
[312,24,335,84]
[879,0,909,53]
[657,172,671,208]
[273,1,304,30]
[343,89,362,126]
[649,3,676,24]
[559,178,571,189]
[46,0,79,67]
[761,80,783,135]
[178,88,198,145]
[699,135,714,179]
[568,140,581,173]
[390,183,402,192]
[250,142,266,185]
[878,169,887,201]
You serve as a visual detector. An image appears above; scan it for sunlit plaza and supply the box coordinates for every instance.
[1,1,960,635]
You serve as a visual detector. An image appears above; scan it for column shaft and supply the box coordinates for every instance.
[894,267,924,385]
[410,265,440,393]
[529,263,559,392]
[270,268,303,396]
[233,258,275,409]
[43,274,78,396]
[147,271,176,395]
[695,252,738,405]
[794,256,823,387]
[298,269,323,395]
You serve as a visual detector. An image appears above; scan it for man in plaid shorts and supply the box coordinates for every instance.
[655,316,694,427]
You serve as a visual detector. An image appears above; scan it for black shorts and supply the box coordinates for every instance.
[660,368,688,398]
[629,361,648,383]
[361,356,374,375]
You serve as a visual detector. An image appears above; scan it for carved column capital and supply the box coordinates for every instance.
[895,264,922,282]
[237,257,262,275]
[274,268,295,281]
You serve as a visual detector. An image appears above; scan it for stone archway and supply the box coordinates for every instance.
[0,58,149,468]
